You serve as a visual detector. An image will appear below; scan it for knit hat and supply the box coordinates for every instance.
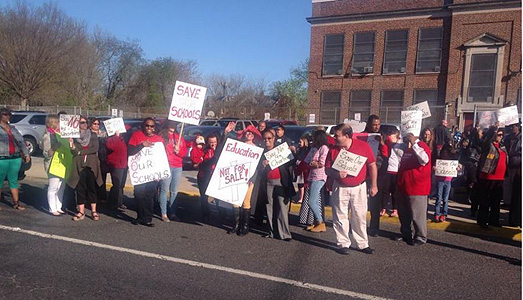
[196,136,205,145]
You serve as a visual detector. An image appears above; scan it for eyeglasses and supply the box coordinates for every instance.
[264,137,273,140]
[145,124,155,128]
[497,133,504,136]
[79,121,87,124]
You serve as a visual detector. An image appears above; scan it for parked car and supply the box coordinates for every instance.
[10,111,47,155]
[306,124,336,135]
[199,119,219,126]
[275,125,314,148]
[182,125,225,170]
[216,119,258,132]
[264,119,298,129]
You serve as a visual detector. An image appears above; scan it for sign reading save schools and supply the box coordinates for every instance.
[128,143,171,185]
[168,81,207,125]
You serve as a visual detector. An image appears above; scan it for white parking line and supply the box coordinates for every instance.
[1,224,392,300]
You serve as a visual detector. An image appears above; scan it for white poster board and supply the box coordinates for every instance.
[264,142,294,170]
[401,110,423,137]
[103,117,127,136]
[435,159,459,177]
[353,133,380,158]
[344,119,367,133]
[331,149,368,177]
[309,114,315,123]
[478,111,497,129]
[111,109,118,117]
[406,101,432,119]
[205,139,264,206]
[59,114,80,138]
[497,106,519,127]
[168,81,207,125]
[264,113,271,121]
[128,143,171,185]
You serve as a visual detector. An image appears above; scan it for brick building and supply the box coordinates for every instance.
[306,0,521,130]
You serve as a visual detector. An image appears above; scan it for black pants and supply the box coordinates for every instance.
[109,167,126,208]
[134,181,158,223]
[197,176,210,218]
[76,168,97,205]
[477,179,503,226]
[509,172,522,227]
[369,173,397,230]
[97,170,108,203]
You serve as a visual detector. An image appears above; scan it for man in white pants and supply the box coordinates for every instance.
[325,124,378,255]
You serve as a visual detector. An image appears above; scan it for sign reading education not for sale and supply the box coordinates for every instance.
[168,81,207,125]
[205,139,264,206]
[128,143,171,185]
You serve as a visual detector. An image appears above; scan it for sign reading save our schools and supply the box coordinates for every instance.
[59,114,81,138]
[128,143,171,186]
[168,81,207,125]
[401,110,423,137]
[331,149,367,177]
[103,117,127,136]
[435,159,459,177]
[406,101,432,119]
[264,142,294,170]
[205,139,264,206]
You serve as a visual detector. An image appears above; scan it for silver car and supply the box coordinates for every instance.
[10,111,47,155]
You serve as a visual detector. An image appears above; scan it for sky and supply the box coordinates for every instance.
[19,0,312,83]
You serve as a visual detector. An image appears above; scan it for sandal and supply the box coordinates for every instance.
[72,212,85,221]
[13,202,25,211]
[92,212,100,221]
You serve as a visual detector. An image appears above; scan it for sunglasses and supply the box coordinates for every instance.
[79,121,88,124]
[145,124,155,128]
[264,137,273,140]
[497,133,504,136]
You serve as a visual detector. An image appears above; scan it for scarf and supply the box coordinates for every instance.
[76,129,91,147]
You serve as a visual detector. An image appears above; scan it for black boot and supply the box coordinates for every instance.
[238,208,251,236]
[228,206,241,234]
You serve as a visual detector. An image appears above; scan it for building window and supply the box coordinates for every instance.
[383,30,408,74]
[416,28,443,73]
[320,91,341,124]
[467,54,497,102]
[349,90,372,121]
[322,34,345,76]
[414,89,438,105]
[380,90,404,123]
[351,32,375,74]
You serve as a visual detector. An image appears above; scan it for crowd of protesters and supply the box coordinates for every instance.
[0,106,521,255]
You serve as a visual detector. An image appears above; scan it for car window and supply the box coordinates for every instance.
[29,115,46,125]
[10,114,27,124]
[235,122,243,131]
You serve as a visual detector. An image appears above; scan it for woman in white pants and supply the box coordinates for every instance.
[42,114,69,216]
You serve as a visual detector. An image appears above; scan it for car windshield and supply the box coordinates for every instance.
[183,127,222,139]
[283,127,313,146]
[10,114,26,124]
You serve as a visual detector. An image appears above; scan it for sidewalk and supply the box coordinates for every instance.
[26,157,521,242]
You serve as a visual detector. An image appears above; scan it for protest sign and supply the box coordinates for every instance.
[59,114,80,138]
[331,149,367,177]
[401,110,423,137]
[343,119,367,133]
[205,139,264,206]
[264,142,294,170]
[353,133,380,158]
[168,81,207,125]
[406,101,432,119]
[497,106,519,127]
[435,159,459,177]
[103,117,127,136]
[48,134,72,179]
[128,143,171,185]
[477,111,497,129]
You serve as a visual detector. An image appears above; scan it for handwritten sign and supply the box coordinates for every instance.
[205,139,264,206]
[128,143,171,185]
[497,106,519,127]
[343,119,367,133]
[103,117,127,136]
[401,110,423,137]
[407,101,432,119]
[59,115,80,138]
[353,133,380,158]
[332,149,368,177]
[435,159,459,177]
[264,142,294,170]
[168,81,207,125]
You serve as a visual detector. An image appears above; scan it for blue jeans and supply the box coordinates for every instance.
[159,167,183,216]
[435,181,451,216]
[308,180,325,223]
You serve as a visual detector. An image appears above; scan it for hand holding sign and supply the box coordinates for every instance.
[60,115,80,138]
[406,101,432,119]
[401,110,423,137]
[331,149,367,177]
[168,81,207,125]
[264,142,294,170]
[103,117,126,136]
[435,160,459,177]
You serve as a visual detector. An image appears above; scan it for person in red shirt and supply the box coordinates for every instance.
[158,120,187,222]
[325,123,378,255]
[477,126,508,228]
[190,135,205,169]
[395,133,432,246]
[106,130,128,210]
[128,118,164,227]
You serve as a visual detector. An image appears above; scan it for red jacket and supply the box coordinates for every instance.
[397,141,432,196]
[164,133,188,168]
[190,144,205,166]
[106,135,127,169]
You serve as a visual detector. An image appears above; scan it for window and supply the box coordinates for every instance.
[29,115,46,125]
[416,28,443,73]
[322,34,345,76]
[10,114,26,124]
[320,91,341,124]
[414,89,438,106]
[383,30,408,74]
[467,54,497,102]
[380,91,404,123]
[349,90,372,121]
[351,32,375,74]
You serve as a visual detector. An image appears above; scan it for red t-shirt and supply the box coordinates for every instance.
[267,167,281,180]
[164,133,187,168]
[325,138,376,187]
[480,143,507,181]
[397,141,432,195]
[128,130,164,146]
[7,128,15,155]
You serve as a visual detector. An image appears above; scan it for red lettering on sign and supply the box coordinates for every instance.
[175,84,201,99]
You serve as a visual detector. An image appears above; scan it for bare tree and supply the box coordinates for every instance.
[0,2,87,106]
